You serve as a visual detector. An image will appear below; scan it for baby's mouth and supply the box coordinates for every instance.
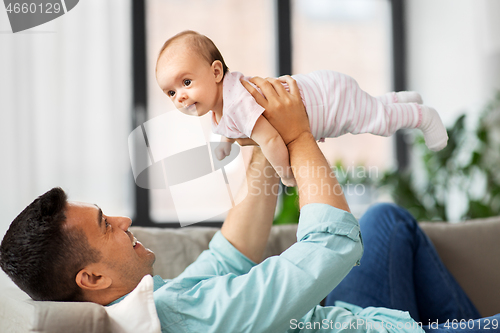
[180,103,197,116]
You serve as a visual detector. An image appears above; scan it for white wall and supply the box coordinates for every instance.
[0,0,133,239]
[405,0,500,127]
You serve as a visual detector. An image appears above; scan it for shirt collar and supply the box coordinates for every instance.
[105,275,166,306]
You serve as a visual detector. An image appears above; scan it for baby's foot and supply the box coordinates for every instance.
[396,91,423,104]
[418,106,448,151]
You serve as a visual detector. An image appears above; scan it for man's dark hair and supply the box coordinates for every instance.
[0,187,101,301]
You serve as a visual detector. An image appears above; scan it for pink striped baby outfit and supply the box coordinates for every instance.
[211,71,422,142]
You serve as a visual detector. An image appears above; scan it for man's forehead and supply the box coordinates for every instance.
[67,201,99,211]
[64,201,100,229]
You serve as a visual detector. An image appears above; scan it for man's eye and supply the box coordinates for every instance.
[105,219,110,228]
[167,90,175,97]
[183,79,192,86]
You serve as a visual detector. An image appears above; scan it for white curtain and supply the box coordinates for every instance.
[0,0,133,237]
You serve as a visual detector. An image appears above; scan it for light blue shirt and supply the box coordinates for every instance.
[130,204,423,332]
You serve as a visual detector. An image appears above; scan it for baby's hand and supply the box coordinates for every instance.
[281,176,297,187]
[215,141,232,161]
[280,166,297,187]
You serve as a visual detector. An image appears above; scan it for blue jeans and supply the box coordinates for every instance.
[325,203,499,332]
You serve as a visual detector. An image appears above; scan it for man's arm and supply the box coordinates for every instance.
[220,147,280,263]
[160,77,362,333]
[241,76,350,211]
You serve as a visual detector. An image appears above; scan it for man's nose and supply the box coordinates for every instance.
[113,216,132,231]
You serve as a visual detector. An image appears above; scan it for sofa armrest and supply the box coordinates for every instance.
[420,216,500,317]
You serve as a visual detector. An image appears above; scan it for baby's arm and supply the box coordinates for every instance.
[250,115,296,187]
[215,136,236,161]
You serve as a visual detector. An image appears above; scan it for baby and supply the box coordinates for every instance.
[155,30,448,186]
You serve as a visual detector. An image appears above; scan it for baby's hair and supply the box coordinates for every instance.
[157,30,229,76]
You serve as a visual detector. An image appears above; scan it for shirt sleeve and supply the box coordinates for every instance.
[174,203,364,333]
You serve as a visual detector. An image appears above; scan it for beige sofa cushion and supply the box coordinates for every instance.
[130,226,218,279]
[129,224,298,279]
[420,216,500,317]
[30,301,109,333]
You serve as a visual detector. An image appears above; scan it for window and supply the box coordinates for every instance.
[139,0,276,225]
[292,0,394,173]
[132,0,405,226]
[291,0,396,217]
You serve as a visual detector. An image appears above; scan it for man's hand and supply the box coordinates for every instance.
[241,75,350,211]
[240,76,311,146]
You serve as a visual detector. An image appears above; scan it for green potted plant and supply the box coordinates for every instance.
[379,92,500,221]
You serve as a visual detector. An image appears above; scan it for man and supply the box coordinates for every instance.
[1,77,494,332]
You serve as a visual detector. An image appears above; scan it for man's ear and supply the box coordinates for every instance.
[76,266,112,291]
[212,60,224,83]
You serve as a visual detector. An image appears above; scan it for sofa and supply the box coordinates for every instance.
[1,216,499,332]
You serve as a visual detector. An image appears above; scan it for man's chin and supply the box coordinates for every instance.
[147,252,156,269]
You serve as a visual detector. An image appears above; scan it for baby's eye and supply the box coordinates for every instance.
[167,90,175,97]
[183,79,192,87]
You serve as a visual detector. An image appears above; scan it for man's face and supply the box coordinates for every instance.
[65,202,155,293]
[156,42,223,117]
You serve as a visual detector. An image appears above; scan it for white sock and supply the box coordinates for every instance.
[418,106,448,151]
[396,91,423,104]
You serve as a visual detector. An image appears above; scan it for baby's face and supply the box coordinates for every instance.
[156,44,223,117]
